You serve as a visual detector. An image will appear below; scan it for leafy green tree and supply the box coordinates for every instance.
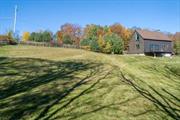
[82,24,124,54]
[7,31,13,41]
[104,33,124,54]
[173,32,180,55]
[174,40,180,55]
[98,35,105,52]
[29,32,36,41]
[34,33,42,42]
[29,31,52,42]
[104,41,112,54]
[90,39,99,52]
[83,24,101,39]
[110,23,132,50]
[80,38,91,46]
[42,31,52,42]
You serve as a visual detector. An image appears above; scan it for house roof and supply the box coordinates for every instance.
[136,30,172,41]
[0,35,8,41]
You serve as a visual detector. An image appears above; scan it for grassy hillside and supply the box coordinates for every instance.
[0,45,179,120]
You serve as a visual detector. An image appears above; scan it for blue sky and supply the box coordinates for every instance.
[0,0,180,34]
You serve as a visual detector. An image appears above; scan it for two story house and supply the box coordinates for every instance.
[128,30,173,56]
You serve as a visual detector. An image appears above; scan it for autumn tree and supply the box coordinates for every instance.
[22,32,30,42]
[104,41,112,54]
[57,31,63,46]
[81,24,100,50]
[82,24,106,51]
[98,34,105,52]
[60,23,81,46]
[110,23,132,50]
[83,24,100,39]
[81,24,125,54]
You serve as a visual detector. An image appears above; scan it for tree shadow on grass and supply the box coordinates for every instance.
[0,57,106,120]
[141,64,180,84]
[52,95,140,120]
[119,71,180,120]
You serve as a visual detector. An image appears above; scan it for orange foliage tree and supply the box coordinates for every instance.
[110,23,132,50]
[60,23,81,46]
[57,31,63,46]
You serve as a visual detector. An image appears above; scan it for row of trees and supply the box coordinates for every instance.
[23,31,52,42]
[80,24,127,54]
[22,23,132,54]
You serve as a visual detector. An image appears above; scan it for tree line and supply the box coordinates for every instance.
[21,23,180,55]
[22,23,132,54]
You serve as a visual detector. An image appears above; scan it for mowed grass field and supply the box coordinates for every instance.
[0,45,180,120]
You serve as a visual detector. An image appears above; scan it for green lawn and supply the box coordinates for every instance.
[0,45,179,120]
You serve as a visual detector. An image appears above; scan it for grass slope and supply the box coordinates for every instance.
[0,45,179,120]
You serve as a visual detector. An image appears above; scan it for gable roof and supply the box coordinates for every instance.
[136,30,172,41]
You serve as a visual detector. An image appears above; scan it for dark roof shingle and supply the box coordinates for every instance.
[136,30,172,41]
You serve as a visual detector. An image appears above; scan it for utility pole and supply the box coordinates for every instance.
[13,5,17,34]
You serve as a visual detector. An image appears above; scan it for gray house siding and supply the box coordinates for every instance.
[144,40,173,53]
[128,31,144,54]
[128,31,173,54]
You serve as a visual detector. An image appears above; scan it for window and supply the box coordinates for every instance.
[149,44,160,52]
[135,33,140,41]
[150,44,153,51]
[150,44,154,51]
[136,44,140,49]
[155,45,160,51]
[162,44,166,51]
